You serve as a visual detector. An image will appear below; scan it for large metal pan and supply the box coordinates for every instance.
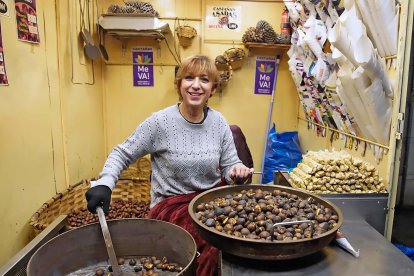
[27,218,196,276]
[189,184,343,260]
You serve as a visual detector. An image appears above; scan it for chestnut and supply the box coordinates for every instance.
[117,257,125,265]
[95,268,105,276]
[129,259,137,266]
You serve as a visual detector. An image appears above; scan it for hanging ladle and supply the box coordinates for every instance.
[97,24,109,61]
[79,0,100,60]
[96,207,134,276]
[96,0,109,61]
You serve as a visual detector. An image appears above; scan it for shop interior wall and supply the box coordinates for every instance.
[101,0,299,184]
[0,0,106,266]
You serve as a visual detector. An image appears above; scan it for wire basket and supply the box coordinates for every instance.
[30,158,151,234]
[175,25,197,47]
[223,48,246,70]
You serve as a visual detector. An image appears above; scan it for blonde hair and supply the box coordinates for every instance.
[175,55,219,100]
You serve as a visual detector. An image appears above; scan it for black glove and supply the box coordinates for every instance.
[85,185,112,214]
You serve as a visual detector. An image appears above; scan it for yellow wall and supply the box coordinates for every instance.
[0,0,105,265]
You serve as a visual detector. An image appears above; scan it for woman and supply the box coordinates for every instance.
[85,55,253,275]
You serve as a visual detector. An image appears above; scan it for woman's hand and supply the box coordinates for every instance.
[230,164,254,184]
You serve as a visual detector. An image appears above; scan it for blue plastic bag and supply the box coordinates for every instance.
[394,243,414,261]
[262,124,302,183]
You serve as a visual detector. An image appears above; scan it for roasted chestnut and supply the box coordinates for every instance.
[95,268,105,276]
[196,188,339,242]
[129,258,137,266]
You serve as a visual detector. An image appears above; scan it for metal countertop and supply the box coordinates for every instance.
[220,219,414,276]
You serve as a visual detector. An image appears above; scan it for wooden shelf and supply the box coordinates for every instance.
[244,42,291,51]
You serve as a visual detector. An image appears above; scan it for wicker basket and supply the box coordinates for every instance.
[228,59,244,70]
[215,55,230,71]
[175,25,197,47]
[224,48,246,70]
[215,62,230,71]
[219,67,233,86]
[120,154,151,180]
[30,158,152,234]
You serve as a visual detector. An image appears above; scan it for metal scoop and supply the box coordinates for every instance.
[96,207,134,276]
[270,219,314,241]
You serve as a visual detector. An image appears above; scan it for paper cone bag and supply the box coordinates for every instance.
[354,35,393,97]
[332,47,348,67]
[366,0,391,56]
[340,5,365,43]
[355,0,386,57]
[328,21,357,65]
[362,78,392,144]
[305,30,323,58]
[337,66,378,141]
[351,67,371,96]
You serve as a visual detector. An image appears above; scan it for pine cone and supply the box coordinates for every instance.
[256,20,278,43]
[242,27,255,43]
[256,20,273,31]
[242,27,265,43]
[125,1,141,9]
[118,5,136,14]
[135,2,159,16]
[255,29,265,43]
[107,4,122,14]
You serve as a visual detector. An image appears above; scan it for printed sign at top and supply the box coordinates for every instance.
[205,5,241,33]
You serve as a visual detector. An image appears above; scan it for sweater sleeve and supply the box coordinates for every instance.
[219,118,243,184]
[91,115,157,190]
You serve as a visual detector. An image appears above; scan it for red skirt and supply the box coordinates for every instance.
[147,183,225,276]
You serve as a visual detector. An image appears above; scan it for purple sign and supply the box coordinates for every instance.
[254,56,276,95]
[132,48,154,87]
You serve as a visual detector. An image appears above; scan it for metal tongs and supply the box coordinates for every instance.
[97,207,135,276]
[97,207,122,275]
[270,219,314,241]
[234,171,263,184]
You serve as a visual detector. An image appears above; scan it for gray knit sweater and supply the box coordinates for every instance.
[91,104,242,207]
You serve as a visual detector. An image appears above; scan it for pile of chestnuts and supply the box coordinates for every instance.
[93,256,183,276]
[67,199,150,228]
[289,150,387,194]
[195,188,339,241]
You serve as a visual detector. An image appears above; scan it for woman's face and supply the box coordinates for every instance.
[180,73,215,109]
